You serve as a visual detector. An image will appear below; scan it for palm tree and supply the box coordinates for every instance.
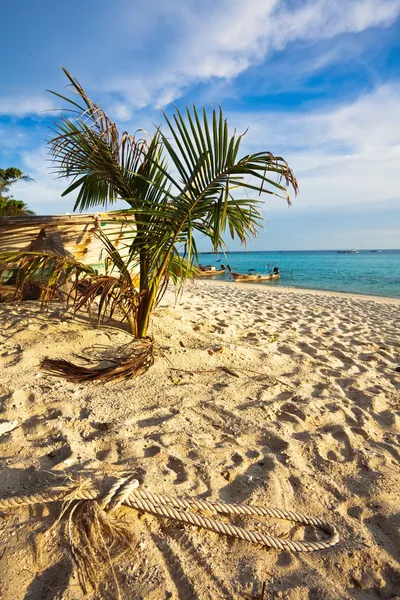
[0,167,34,215]
[48,69,298,339]
[0,198,35,216]
[0,167,32,193]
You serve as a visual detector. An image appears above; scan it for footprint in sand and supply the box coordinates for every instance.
[316,426,355,463]
[258,430,289,453]
[167,455,188,483]
[96,449,114,461]
[331,348,357,364]
[278,344,296,356]
[40,444,73,468]
[246,449,260,459]
[230,451,245,466]
[280,402,306,421]
[144,444,161,458]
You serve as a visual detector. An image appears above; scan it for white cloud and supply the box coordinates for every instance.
[229,83,400,209]
[112,103,134,122]
[1,0,399,118]
[327,84,400,152]
[290,148,400,208]
[10,151,74,213]
[274,0,400,43]
[0,96,55,117]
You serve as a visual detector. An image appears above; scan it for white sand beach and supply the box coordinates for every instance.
[0,280,399,599]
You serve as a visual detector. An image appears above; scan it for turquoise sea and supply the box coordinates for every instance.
[198,250,400,299]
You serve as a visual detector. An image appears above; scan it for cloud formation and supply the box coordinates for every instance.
[230,84,400,210]
[3,0,398,118]
[14,83,400,217]
[105,0,400,113]
[0,96,55,117]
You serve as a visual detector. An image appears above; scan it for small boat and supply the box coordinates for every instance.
[337,249,359,254]
[197,265,226,276]
[231,272,280,282]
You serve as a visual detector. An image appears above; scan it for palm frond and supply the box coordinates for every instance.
[48,69,170,213]
[0,250,95,303]
[0,246,142,335]
[41,340,154,382]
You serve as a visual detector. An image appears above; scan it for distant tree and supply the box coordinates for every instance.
[0,167,35,216]
[0,197,35,216]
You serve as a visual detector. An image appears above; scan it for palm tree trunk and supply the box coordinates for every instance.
[139,249,149,291]
[136,245,174,337]
[137,285,157,338]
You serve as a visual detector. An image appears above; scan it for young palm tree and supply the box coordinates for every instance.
[48,69,298,339]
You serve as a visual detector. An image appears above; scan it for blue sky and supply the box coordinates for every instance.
[1,0,399,250]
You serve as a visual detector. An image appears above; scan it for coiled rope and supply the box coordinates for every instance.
[0,474,339,553]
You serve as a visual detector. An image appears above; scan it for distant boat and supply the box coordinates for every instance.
[370,250,382,253]
[337,249,359,254]
[231,272,280,282]
[197,265,226,276]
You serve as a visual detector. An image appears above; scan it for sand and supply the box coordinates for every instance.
[0,279,399,599]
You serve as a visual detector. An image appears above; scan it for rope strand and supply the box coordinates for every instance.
[0,475,339,553]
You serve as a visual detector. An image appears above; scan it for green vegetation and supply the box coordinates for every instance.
[0,167,34,216]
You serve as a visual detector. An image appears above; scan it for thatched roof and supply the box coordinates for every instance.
[0,212,136,266]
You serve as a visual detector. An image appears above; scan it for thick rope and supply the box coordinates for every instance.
[0,476,339,553]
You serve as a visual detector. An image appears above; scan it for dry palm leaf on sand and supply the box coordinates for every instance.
[41,339,154,383]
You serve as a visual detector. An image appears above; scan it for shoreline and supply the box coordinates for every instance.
[194,277,400,305]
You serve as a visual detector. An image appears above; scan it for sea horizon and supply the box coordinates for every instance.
[199,248,400,253]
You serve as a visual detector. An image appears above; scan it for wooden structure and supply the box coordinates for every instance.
[0,213,136,271]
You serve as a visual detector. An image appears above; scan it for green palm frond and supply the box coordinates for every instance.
[48,69,170,212]
[124,105,297,286]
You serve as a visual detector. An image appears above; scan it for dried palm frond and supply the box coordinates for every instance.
[41,340,154,382]
[72,274,143,336]
[0,236,143,336]
[68,499,135,595]
[0,250,95,303]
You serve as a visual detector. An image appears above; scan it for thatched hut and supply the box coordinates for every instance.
[0,212,136,270]
[0,212,136,298]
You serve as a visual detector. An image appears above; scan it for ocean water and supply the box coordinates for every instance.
[198,250,400,299]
